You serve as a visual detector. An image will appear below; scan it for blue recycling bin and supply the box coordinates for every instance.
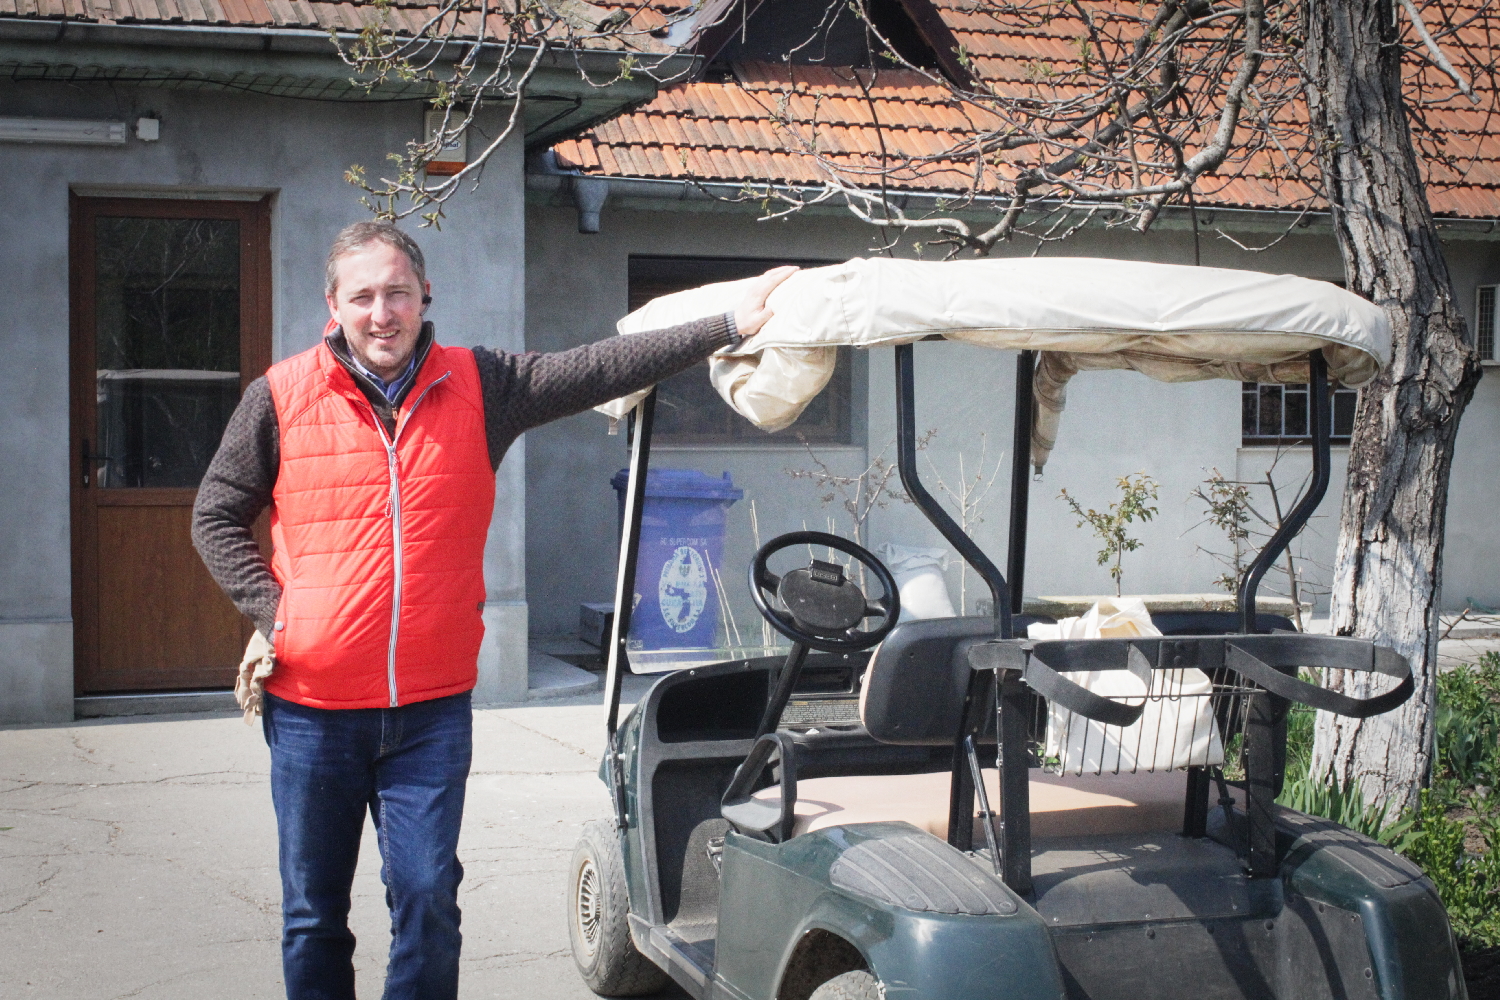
[611,468,743,650]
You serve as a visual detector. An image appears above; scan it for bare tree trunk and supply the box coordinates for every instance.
[1304,0,1483,811]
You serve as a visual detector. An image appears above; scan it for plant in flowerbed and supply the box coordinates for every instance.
[1058,473,1160,597]
[1273,653,1500,995]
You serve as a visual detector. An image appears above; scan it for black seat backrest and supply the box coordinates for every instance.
[861,615,1053,746]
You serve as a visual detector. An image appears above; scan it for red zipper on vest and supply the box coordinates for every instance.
[366,371,451,708]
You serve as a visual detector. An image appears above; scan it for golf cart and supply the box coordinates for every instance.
[567,258,1464,1000]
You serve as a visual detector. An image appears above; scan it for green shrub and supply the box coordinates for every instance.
[1283,703,1315,783]
[1058,473,1159,597]
[1394,790,1500,949]
[1273,699,1394,840]
[1275,771,1500,948]
[1277,772,1397,842]
[1435,653,1500,789]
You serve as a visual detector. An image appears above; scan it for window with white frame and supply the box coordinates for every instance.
[1241,382,1358,446]
[1241,275,1360,445]
[1476,285,1498,361]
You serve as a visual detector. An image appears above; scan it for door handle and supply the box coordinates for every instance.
[80,438,111,487]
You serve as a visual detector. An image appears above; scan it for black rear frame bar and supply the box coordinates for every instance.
[895,344,1031,887]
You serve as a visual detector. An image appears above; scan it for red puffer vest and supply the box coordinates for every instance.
[263,336,495,709]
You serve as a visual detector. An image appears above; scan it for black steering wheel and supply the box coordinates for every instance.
[749,531,901,653]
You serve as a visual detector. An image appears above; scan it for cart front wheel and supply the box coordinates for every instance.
[809,970,881,1000]
[569,820,670,997]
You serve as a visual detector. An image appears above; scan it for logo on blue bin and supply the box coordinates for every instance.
[658,546,709,634]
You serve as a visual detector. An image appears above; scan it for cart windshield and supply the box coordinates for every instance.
[614,459,913,675]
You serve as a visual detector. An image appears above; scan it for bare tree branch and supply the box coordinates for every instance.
[1398,0,1479,104]
[338,0,700,223]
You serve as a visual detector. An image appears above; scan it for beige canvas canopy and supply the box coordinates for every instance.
[598,257,1391,470]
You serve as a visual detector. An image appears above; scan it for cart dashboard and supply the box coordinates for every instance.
[652,651,868,744]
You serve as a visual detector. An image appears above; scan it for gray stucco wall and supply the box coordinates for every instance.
[1432,241,1500,613]
[524,193,1500,640]
[0,81,529,722]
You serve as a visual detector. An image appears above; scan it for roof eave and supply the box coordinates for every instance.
[0,18,694,143]
[525,171,1500,240]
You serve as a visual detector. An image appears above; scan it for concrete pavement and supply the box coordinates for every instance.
[0,676,685,1000]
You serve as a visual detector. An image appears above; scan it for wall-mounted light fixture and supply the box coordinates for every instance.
[0,117,127,145]
[135,117,160,142]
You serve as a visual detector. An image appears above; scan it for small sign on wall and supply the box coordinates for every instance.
[424,109,467,176]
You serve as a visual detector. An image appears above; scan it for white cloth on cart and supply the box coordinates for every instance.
[1027,598,1225,774]
[875,543,957,621]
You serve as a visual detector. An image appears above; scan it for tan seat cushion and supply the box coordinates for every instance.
[755,768,1186,840]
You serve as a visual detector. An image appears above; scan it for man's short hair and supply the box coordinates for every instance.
[325,221,427,296]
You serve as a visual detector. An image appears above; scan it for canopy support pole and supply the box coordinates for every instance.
[1007,351,1036,617]
[1237,351,1331,634]
[1236,350,1330,877]
[996,351,1037,890]
[603,390,656,830]
[895,344,1011,635]
[896,345,1030,881]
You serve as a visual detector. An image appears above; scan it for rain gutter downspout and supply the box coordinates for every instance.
[531,149,611,233]
[573,177,610,233]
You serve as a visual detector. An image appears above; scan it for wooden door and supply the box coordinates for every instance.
[70,196,272,694]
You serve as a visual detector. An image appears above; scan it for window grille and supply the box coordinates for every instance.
[1241,382,1357,446]
[1477,285,1496,361]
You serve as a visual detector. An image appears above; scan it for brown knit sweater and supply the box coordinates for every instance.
[191,314,737,638]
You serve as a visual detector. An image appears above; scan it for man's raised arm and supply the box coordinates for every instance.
[470,266,796,470]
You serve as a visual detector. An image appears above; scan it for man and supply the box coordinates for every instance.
[192,221,793,1000]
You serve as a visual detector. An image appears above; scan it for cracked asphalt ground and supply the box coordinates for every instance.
[0,676,691,1000]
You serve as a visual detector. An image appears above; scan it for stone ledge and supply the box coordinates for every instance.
[76,690,237,718]
[527,651,601,701]
[1021,593,1310,619]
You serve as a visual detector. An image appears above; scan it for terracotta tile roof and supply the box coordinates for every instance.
[559,62,995,189]
[554,1,1500,218]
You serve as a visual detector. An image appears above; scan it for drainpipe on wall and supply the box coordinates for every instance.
[528,150,609,234]
[572,176,610,234]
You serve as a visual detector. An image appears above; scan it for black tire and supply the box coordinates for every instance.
[809,970,882,1000]
[568,819,670,997]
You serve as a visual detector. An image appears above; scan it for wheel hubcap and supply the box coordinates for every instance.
[576,858,602,956]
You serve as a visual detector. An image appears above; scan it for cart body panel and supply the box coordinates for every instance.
[715,824,1062,1000]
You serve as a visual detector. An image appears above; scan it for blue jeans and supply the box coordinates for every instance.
[263,691,473,1000]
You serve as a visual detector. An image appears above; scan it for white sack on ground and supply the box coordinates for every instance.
[876,543,957,621]
[1027,598,1225,774]
[596,257,1391,468]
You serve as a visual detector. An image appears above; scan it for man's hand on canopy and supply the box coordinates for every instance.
[732,266,799,341]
